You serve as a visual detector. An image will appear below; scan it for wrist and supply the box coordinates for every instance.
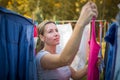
[76,19,85,29]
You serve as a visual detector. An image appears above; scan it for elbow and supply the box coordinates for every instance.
[59,57,72,66]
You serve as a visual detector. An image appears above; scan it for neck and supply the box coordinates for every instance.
[43,45,56,54]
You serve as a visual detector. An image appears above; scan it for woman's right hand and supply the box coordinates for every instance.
[78,1,98,27]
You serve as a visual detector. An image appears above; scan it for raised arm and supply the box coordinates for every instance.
[59,1,98,65]
[40,1,98,69]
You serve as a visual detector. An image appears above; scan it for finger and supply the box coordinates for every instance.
[91,2,97,9]
[91,8,98,17]
[86,1,93,6]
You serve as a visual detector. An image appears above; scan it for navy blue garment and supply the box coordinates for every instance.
[113,12,120,80]
[104,22,118,80]
[0,7,37,80]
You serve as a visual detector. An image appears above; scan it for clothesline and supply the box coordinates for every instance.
[55,20,106,23]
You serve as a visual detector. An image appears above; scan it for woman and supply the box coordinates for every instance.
[36,1,98,80]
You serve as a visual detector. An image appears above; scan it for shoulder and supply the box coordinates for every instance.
[36,50,49,64]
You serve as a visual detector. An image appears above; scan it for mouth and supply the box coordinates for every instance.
[54,38,60,41]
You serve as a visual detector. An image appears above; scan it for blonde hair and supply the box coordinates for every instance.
[36,20,56,53]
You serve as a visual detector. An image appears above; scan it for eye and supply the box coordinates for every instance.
[48,29,53,33]
[56,29,58,32]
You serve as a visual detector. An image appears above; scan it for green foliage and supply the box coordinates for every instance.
[33,7,43,23]
[103,0,120,22]
[5,0,42,22]
[0,0,120,22]
[0,0,9,7]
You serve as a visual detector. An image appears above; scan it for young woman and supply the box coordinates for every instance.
[36,1,98,80]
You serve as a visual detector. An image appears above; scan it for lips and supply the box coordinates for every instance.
[54,37,60,42]
[55,38,59,41]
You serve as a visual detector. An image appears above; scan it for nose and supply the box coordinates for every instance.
[54,31,59,37]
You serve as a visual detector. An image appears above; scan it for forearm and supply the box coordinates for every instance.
[76,65,88,79]
[71,65,88,80]
[59,20,85,65]
[59,1,98,66]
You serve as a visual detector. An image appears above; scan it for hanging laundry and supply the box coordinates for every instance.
[104,22,118,80]
[113,22,120,80]
[56,23,73,53]
[113,11,120,80]
[71,23,90,70]
[87,18,100,80]
[33,25,38,55]
[56,23,90,71]
[103,22,110,80]
[98,21,105,73]
[0,7,37,80]
[34,25,38,37]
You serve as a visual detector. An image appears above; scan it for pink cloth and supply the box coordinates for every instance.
[87,19,100,80]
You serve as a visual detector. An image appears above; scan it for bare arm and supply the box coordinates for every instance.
[70,65,88,80]
[59,1,98,66]
[40,1,98,69]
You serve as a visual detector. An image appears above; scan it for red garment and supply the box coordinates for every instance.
[34,25,38,37]
[87,19,100,80]
[34,25,38,55]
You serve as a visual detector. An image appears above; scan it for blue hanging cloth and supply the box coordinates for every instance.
[104,22,118,80]
[0,7,37,80]
[113,10,120,80]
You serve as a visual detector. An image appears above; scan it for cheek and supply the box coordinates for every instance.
[44,35,53,42]
[58,33,60,37]
[58,35,60,41]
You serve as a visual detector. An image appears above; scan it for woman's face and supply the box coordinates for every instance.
[43,23,60,46]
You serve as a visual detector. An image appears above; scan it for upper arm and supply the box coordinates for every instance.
[40,53,63,70]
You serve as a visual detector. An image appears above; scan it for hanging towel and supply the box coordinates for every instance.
[87,18,100,80]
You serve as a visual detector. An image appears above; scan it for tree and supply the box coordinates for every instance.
[105,0,120,22]
[0,0,9,7]
[38,0,81,20]
[97,0,120,22]
[6,0,37,17]
[33,7,43,23]
[2,0,120,22]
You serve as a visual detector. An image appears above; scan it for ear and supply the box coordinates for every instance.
[39,34,44,42]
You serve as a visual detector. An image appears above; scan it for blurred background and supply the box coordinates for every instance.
[1,1,120,80]
[0,0,120,23]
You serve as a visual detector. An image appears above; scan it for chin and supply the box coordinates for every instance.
[56,42,60,45]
